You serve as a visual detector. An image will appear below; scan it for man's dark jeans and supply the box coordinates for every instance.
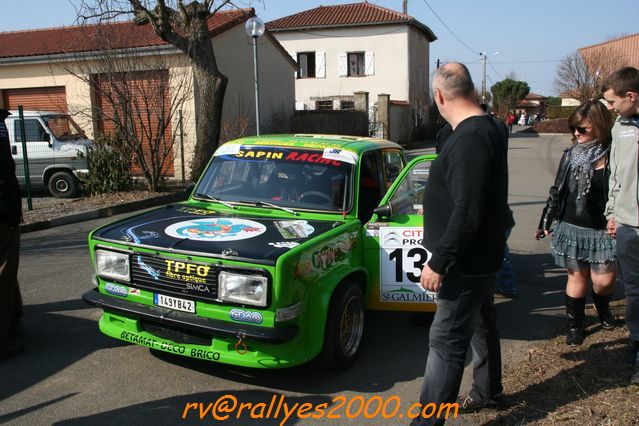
[413,268,502,425]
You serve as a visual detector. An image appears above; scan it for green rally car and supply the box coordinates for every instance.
[83,134,437,369]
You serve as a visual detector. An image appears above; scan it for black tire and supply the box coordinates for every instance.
[48,171,80,198]
[317,281,365,370]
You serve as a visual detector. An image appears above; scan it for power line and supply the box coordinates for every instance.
[421,0,480,56]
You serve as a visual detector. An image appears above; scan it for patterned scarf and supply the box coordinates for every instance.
[568,141,607,215]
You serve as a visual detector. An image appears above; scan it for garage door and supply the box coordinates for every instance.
[3,86,68,113]
[94,70,174,177]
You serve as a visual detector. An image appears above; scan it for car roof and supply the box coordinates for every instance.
[226,134,404,154]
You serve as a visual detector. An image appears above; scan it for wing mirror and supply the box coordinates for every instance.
[373,203,392,220]
[185,181,196,195]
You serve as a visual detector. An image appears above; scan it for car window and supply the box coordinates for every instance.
[195,146,354,212]
[13,119,48,143]
[358,152,384,222]
[381,149,404,189]
[386,160,431,216]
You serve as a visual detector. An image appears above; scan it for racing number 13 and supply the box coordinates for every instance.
[388,248,428,283]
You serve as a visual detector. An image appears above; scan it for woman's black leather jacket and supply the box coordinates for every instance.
[537,147,610,231]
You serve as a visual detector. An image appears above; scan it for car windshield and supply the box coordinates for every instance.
[43,115,86,141]
[195,146,354,212]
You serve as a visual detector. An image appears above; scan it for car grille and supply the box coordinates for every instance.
[130,253,219,302]
[141,321,212,346]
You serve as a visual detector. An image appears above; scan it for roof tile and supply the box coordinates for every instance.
[267,1,435,41]
[0,9,250,60]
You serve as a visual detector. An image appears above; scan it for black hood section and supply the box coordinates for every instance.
[93,204,339,265]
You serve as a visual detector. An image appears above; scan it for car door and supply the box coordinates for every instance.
[11,117,51,185]
[363,154,437,312]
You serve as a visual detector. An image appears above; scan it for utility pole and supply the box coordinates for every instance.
[481,52,487,104]
[403,0,407,14]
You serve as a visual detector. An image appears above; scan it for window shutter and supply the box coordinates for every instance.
[315,51,326,79]
[365,52,375,76]
[338,53,347,77]
[289,51,298,78]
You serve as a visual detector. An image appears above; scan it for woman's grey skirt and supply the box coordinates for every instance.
[550,220,616,273]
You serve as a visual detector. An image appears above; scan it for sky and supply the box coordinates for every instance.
[2,0,638,97]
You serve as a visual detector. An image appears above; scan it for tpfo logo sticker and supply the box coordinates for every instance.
[229,309,263,324]
[165,218,266,241]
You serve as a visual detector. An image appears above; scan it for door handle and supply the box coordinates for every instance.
[11,145,17,155]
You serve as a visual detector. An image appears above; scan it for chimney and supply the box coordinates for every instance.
[403,0,407,14]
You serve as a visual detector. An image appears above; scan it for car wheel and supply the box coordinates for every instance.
[48,171,80,198]
[317,281,365,370]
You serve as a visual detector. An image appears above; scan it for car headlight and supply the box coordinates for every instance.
[95,249,130,282]
[218,271,267,307]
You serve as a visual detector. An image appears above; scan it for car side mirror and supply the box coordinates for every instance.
[373,203,392,220]
[44,132,51,146]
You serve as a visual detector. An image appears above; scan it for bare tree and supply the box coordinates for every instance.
[62,38,194,190]
[76,0,243,181]
[554,49,625,102]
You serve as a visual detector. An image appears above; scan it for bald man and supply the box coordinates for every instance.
[413,63,509,424]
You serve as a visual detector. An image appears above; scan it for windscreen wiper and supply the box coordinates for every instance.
[193,193,235,209]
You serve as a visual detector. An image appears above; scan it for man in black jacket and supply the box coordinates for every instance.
[0,108,23,359]
[412,63,508,424]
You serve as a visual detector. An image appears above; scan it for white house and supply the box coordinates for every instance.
[267,1,436,137]
[0,9,296,178]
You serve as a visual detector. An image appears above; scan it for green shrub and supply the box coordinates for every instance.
[546,106,577,119]
[81,133,132,195]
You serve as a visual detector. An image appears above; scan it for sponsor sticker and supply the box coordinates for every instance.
[129,287,141,296]
[213,143,241,156]
[105,282,128,298]
[229,309,263,324]
[274,220,314,239]
[165,218,267,241]
[322,148,358,165]
[268,241,300,249]
[379,227,436,304]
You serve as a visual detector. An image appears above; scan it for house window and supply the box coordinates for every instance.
[297,52,316,78]
[340,101,355,110]
[316,100,334,111]
[347,52,365,77]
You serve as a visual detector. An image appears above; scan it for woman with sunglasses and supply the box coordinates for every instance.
[536,100,617,346]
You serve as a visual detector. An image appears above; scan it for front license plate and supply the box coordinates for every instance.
[154,293,195,313]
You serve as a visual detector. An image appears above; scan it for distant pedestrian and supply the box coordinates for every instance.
[601,66,639,385]
[535,100,616,346]
[413,63,508,424]
[506,112,515,134]
[0,108,23,360]
[518,112,527,126]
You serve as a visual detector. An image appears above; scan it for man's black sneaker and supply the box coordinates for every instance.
[457,393,504,413]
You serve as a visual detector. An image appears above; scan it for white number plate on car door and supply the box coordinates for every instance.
[154,293,195,313]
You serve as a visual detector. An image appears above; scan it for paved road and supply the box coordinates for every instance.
[1,133,602,425]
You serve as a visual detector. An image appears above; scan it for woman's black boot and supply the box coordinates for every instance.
[592,290,616,330]
[565,295,586,346]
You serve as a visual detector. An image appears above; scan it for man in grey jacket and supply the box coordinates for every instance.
[602,66,639,385]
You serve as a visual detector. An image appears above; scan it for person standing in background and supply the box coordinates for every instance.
[601,66,639,385]
[0,108,23,360]
[535,100,617,346]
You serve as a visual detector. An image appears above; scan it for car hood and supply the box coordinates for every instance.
[92,203,340,266]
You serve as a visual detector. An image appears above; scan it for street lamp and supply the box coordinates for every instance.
[245,16,265,136]
[481,51,500,104]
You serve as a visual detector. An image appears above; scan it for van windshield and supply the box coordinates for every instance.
[43,115,86,141]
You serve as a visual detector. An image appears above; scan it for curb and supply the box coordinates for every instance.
[20,191,189,234]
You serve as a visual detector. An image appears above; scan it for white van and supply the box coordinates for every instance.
[6,110,92,198]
